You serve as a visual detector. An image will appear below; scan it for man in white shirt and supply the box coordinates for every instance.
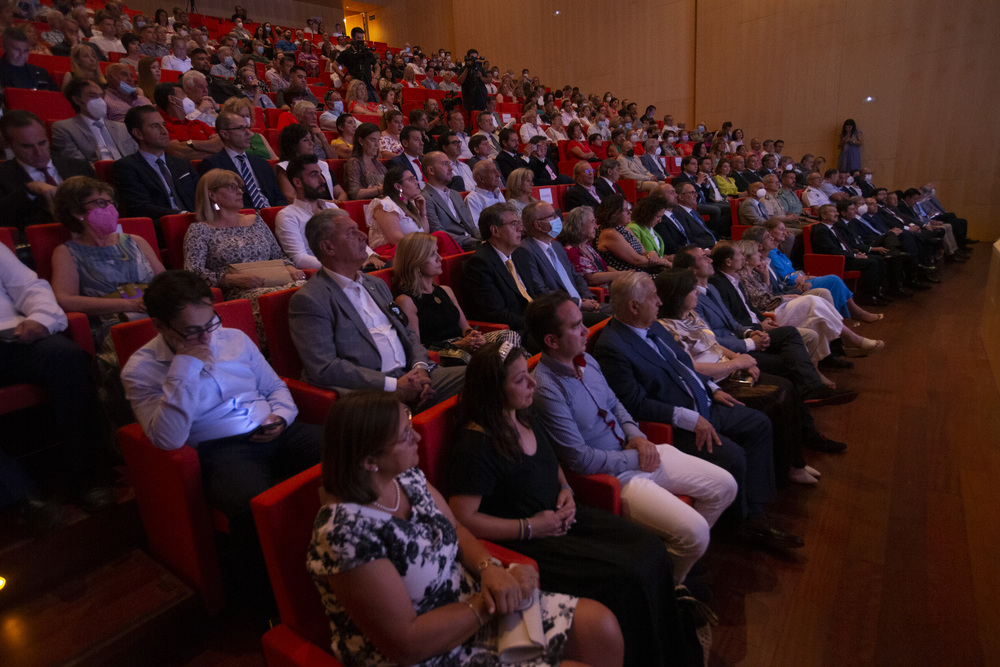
[1,243,109,510]
[473,111,501,159]
[445,108,472,159]
[121,269,321,598]
[181,69,219,128]
[464,159,506,226]
[275,154,384,271]
[438,130,475,191]
[819,169,840,197]
[288,209,464,407]
[88,11,124,56]
[210,46,237,78]
[519,107,545,144]
[801,171,832,208]
[51,78,138,162]
[161,34,192,73]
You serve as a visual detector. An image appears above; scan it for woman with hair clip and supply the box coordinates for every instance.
[447,341,706,667]
[308,390,624,667]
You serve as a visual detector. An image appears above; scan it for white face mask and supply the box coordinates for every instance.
[654,147,662,156]
[86,97,108,119]
[865,174,873,182]
[755,188,766,199]
[784,163,794,170]
[846,175,855,184]
[857,204,868,215]
[181,96,196,115]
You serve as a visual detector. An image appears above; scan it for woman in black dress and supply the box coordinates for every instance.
[393,233,519,363]
[447,342,702,667]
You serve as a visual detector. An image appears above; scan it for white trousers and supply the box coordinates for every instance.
[618,444,738,584]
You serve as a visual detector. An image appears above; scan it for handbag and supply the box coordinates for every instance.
[227,259,294,287]
[102,282,148,323]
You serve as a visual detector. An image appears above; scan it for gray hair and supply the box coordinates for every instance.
[305,208,353,259]
[610,271,652,317]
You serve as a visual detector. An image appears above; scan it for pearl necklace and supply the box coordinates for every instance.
[371,478,401,513]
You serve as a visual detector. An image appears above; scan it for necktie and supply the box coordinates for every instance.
[488,134,500,153]
[544,161,557,180]
[587,186,601,203]
[505,257,533,303]
[546,244,579,298]
[236,154,269,208]
[647,330,711,416]
[93,121,122,160]
[410,157,425,184]
[43,166,57,186]
[155,157,179,208]
[666,213,689,242]
[682,207,716,243]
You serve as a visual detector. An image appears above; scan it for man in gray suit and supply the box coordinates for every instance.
[51,79,138,163]
[520,200,611,325]
[421,151,481,250]
[288,209,464,411]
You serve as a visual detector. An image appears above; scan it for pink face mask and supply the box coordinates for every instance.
[86,204,119,236]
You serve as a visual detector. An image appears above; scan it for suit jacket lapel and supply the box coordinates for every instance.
[611,319,673,374]
[323,271,379,355]
[71,116,99,159]
[487,246,520,296]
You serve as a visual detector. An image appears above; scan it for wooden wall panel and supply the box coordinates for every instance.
[695,0,1000,238]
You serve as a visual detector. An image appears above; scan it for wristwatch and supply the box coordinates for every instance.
[186,140,195,150]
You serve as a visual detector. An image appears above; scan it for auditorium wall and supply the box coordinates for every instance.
[363,0,998,239]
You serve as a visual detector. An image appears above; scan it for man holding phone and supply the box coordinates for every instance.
[121,270,321,590]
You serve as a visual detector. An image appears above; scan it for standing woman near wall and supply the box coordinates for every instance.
[837,118,863,172]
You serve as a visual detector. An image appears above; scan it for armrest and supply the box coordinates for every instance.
[483,540,539,573]
[468,320,510,332]
[284,378,337,425]
[210,287,224,303]
[803,253,846,278]
[262,624,343,667]
[638,420,673,444]
[589,287,605,303]
[64,312,95,355]
[563,471,621,516]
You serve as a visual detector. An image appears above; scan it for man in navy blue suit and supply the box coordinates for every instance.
[592,271,802,550]
[386,125,426,186]
[200,111,286,209]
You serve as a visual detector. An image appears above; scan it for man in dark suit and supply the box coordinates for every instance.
[594,159,626,199]
[592,272,802,550]
[520,200,611,325]
[672,155,725,236]
[386,125,427,186]
[0,27,58,91]
[0,111,94,236]
[648,184,692,254]
[52,79,139,163]
[859,195,939,275]
[189,48,242,105]
[810,203,888,304]
[838,198,924,292]
[671,182,718,248]
[200,111,286,209]
[527,136,573,186]
[673,247,857,410]
[737,154,763,191]
[421,151,480,250]
[562,160,602,212]
[494,127,525,181]
[115,106,199,232]
[462,202,541,332]
[288,209,464,409]
[756,153,777,180]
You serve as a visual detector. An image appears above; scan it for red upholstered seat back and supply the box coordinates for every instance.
[257,287,303,378]
[412,395,459,493]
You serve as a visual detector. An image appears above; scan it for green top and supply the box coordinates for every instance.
[715,174,739,197]
[247,132,272,160]
[627,222,665,256]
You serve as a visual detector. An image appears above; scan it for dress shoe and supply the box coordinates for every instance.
[945,253,967,263]
[21,497,64,535]
[77,486,116,513]
[805,435,848,453]
[922,271,941,283]
[887,286,913,298]
[789,467,818,485]
[906,280,931,290]
[804,386,858,406]
[738,516,804,550]
[819,354,854,369]
[966,238,980,244]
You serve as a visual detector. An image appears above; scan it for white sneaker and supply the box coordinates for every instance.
[789,467,818,485]
[804,465,821,478]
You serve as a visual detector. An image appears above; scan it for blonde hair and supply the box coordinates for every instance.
[195,168,245,223]
[69,43,106,84]
[391,232,437,298]
[221,94,253,118]
[345,79,368,105]
[506,167,534,199]
[734,239,759,261]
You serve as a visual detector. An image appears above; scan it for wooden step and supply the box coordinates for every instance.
[0,548,199,667]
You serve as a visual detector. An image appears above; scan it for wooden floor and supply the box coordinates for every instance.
[703,247,1000,666]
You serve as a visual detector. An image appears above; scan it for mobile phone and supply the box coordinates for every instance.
[0,327,17,342]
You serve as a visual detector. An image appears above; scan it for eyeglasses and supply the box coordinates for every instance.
[581,169,593,175]
[83,198,116,209]
[218,125,251,133]
[168,311,221,341]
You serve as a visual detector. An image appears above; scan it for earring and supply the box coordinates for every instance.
[373,464,379,472]
[212,200,220,211]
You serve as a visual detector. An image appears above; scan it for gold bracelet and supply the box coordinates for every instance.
[464,598,486,627]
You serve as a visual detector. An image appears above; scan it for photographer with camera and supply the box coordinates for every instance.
[335,26,381,103]
[456,48,490,112]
